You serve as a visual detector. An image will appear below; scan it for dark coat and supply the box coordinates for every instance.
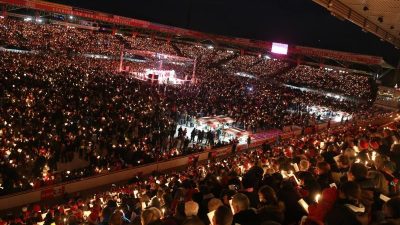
[256,204,284,224]
[233,209,259,225]
[325,200,363,225]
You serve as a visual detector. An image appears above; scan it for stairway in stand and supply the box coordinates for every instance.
[211,53,239,69]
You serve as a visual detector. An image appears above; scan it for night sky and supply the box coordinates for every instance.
[48,0,400,66]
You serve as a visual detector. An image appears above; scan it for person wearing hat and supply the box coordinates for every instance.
[325,181,367,225]
[21,206,31,221]
[88,205,101,225]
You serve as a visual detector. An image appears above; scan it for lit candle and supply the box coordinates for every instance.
[371,151,377,161]
[315,194,321,203]
[161,208,165,217]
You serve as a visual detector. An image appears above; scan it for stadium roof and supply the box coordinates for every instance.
[313,0,400,49]
[0,0,395,71]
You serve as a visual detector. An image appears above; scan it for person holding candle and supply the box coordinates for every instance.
[256,185,284,224]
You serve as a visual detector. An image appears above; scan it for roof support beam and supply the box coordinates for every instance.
[312,0,400,48]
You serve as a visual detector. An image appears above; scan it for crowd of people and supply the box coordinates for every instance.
[0,50,215,195]
[0,17,378,100]
[222,55,290,78]
[0,15,387,207]
[1,114,400,225]
[276,66,376,99]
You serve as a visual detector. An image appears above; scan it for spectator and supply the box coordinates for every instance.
[185,201,199,219]
[213,206,233,225]
[325,181,367,225]
[141,208,163,225]
[256,185,284,224]
[231,193,259,225]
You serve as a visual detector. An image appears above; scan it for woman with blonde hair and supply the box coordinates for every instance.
[141,207,163,225]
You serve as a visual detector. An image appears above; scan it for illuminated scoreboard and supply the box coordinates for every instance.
[271,42,288,55]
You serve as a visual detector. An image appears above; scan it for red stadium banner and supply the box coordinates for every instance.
[40,188,54,200]
[293,46,383,65]
[213,146,231,157]
[188,155,200,164]
[40,185,65,200]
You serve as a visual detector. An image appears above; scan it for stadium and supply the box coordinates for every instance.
[0,0,399,224]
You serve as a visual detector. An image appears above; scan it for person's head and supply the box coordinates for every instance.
[258,185,278,205]
[339,181,361,203]
[343,148,356,159]
[185,201,199,217]
[213,206,233,225]
[383,197,400,219]
[299,160,310,171]
[231,193,250,214]
[109,210,123,225]
[347,163,368,181]
[156,189,164,199]
[337,155,350,169]
[383,161,396,174]
[141,207,162,225]
[107,200,117,208]
[208,198,223,212]
[315,155,325,163]
[374,155,386,170]
[67,215,79,225]
[316,161,331,175]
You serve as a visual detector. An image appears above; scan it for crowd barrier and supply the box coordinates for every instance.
[0,113,395,211]
[0,146,234,210]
